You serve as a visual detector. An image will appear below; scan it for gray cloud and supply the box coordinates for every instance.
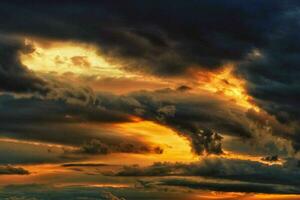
[94,89,295,155]
[0,165,29,175]
[77,139,163,155]
[0,0,293,76]
[115,157,300,188]
[262,155,279,162]
[0,35,48,94]
[1,184,126,200]
[158,177,300,194]
[0,86,294,157]
[0,94,157,158]
[0,0,298,158]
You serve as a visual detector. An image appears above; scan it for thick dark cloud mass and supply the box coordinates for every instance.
[0,1,298,154]
[0,94,133,145]
[235,10,300,150]
[0,35,47,93]
[1,184,126,200]
[0,94,162,162]
[0,165,29,175]
[0,87,294,156]
[0,1,298,150]
[0,184,210,200]
[262,155,279,162]
[115,157,300,193]
[78,138,163,155]
[158,178,299,194]
[1,1,300,197]
[0,0,292,75]
[94,89,295,155]
[0,1,299,125]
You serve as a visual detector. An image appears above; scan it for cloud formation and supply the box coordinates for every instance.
[115,157,300,193]
[0,1,299,127]
[78,139,163,155]
[0,1,298,157]
[0,1,292,75]
[0,85,295,158]
[0,165,29,175]
[1,184,126,200]
[0,35,47,94]
[0,1,299,197]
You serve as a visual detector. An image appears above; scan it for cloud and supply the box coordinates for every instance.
[61,163,111,167]
[115,157,300,187]
[0,35,48,94]
[235,7,300,117]
[99,191,126,200]
[0,165,29,175]
[1,1,300,196]
[0,85,294,158]
[158,177,300,194]
[262,155,279,162]
[0,1,293,76]
[1,184,127,200]
[0,1,298,159]
[94,89,295,155]
[76,139,163,155]
[0,140,72,164]
[0,183,219,200]
[0,94,158,158]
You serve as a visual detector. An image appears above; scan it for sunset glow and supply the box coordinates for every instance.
[21,38,127,78]
[0,1,299,200]
[195,65,260,112]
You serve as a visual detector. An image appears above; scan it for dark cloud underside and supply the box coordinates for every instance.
[0,1,299,197]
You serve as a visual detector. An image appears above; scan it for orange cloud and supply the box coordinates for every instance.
[193,65,259,112]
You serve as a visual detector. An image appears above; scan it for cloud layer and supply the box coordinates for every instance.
[0,1,300,197]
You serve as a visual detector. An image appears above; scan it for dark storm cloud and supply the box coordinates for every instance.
[0,35,48,93]
[0,86,293,157]
[0,140,74,164]
[0,94,131,124]
[236,7,300,121]
[0,1,299,112]
[0,94,132,145]
[0,0,295,75]
[77,138,163,155]
[116,157,300,188]
[158,178,300,194]
[1,184,126,200]
[262,155,279,162]
[0,165,29,175]
[0,184,212,200]
[0,0,299,156]
[0,94,159,161]
[94,89,295,155]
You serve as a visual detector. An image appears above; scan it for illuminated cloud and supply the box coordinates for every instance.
[115,157,300,193]
[0,1,300,198]
[21,38,126,78]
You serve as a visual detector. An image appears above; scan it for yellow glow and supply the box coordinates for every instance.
[114,121,199,163]
[242,194,300,200]
[55,183,130,188]
[194,193,300,200]
[21,38,127,78]
[194,192,247,199]
[195,65,259,112]
[20,38,172,93]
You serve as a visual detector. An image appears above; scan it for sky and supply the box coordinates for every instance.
[0,1,300,199]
